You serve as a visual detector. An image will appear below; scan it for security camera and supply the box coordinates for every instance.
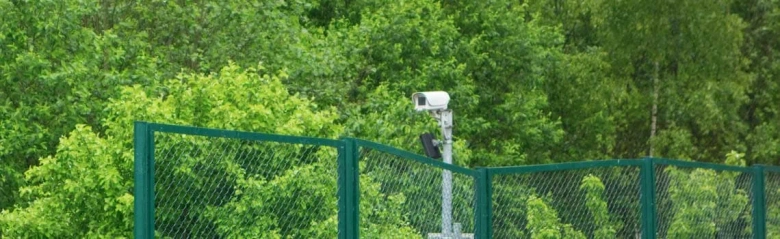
[412,91,450,111]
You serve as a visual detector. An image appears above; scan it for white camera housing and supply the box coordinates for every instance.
[412,91,450,111]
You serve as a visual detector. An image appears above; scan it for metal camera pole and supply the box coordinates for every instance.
[412,91,463,238]
[433,109,454,237]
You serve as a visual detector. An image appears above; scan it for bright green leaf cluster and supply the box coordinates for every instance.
[580,174,622,238]
[663,153,750,238]
[1,64,343,237]
[526,195,586,239]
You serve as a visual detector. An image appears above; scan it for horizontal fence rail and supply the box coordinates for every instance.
[134,122,779,239]
[134,122,345,239]
[489,161,643,238]
[653,159,754,238]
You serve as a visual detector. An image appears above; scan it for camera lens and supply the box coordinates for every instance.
[417,96,426,106]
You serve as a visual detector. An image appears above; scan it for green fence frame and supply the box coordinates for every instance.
[485,159,646,239]
[760,165,780,239]
[479,158,769,239]
[349,138,478,238]
[134,122,776,239]
[133,122,347,239]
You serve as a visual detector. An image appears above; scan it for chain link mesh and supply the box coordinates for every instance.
[153,132,339,238]
[139,127,780,238]
[491,166,641,238]
[766,171,780,237]
[358,147,475,238]
[654,164,753,238]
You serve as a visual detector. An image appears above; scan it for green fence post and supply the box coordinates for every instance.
[339,138,360,239]
[475,168,492,239]
[753,165,766,239]
[337,141,347,239]
[134,122,155,239]
[640,158,657,239]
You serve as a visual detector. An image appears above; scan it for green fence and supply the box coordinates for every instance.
[134,122,780,238]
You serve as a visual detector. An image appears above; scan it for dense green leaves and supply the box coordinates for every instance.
[1,0,779,237]
[586,0,751,160]
[445,0,566,166]
[660,152,751,238]
[526,195,586,239]
[0,124,135,238]
[1,65,342,237]
[581,175,621,238]
[734,0,780,165]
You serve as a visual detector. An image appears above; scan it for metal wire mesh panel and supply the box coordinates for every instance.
[654,164,752,238]
[358,147,475,238]
[491,166,641,238]
[153,132,339,238]
[766,170,780,237]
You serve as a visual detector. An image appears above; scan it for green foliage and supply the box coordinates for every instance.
[357,173,423,238]
[733,0,780,165]
[1,0,780,237]
[443,0,566,166]
[0,165,21,213]
[358,153,476,236]
[662,152,751,238]
[526,195,586,239]
[0,0,162,215]
[491,179,534,238]
[0,125,135,238]
[580,174,621,238]
[544,50,618,161]
[346,0,473,95]
[768,185,780,238]
[588,0,751,160]
[200,155,418,238]
[0,64,341,237]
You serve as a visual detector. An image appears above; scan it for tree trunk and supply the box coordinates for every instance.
[650,61,659,157]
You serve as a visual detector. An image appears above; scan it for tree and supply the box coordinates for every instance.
[441,0,566,166]
[331,0,477,109]
[517,0,623,162]
[200,152,419,238]
[526,194,587,239]
[0,0,159,212]
[0,64,343,237]
[732,0,780,165]
[1,63,443,237]
[543,50,619,161]
[660,151,751,238]
[580,174,621,239]
[590,0,751,161]
[2,0,780,236]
